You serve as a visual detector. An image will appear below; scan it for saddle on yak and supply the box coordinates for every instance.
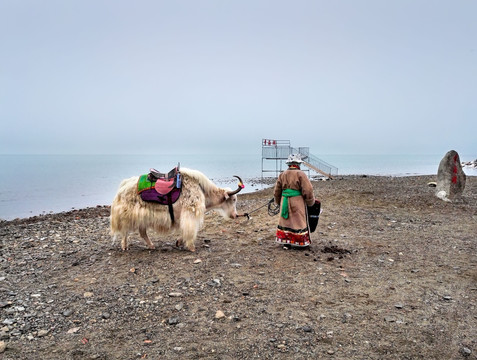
[137,164,182,223]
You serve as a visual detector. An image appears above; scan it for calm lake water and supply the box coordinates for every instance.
[1,153,475,220]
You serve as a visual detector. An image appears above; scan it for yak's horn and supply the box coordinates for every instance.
[227,175,244,196]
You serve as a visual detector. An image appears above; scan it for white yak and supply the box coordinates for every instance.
[110,168,244,251]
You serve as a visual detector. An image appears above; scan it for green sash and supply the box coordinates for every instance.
[281,189,302,219]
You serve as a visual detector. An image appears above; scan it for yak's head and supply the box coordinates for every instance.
[216,176,244,219]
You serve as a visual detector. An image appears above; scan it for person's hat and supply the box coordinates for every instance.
[286,154,304,164]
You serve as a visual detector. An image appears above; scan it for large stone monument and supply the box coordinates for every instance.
[436,150,466,201]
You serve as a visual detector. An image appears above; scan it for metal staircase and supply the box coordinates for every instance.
[262,139,338,179]
[300,152,338,179]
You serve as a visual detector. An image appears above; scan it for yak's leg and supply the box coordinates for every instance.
[179,212,201,252]
[120,233,129,251]
[139,226,155,250]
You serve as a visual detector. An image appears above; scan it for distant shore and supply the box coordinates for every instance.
[2,173,475,223]
[1,153,476,220]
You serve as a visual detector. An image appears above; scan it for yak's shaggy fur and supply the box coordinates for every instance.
[110,168,240,251]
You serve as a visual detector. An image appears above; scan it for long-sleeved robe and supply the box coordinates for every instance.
[274,167,315,247]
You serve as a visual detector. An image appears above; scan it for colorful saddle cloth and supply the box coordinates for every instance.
[137,167,182,205]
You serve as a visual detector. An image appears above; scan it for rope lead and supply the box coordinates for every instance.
[239,198,279,220]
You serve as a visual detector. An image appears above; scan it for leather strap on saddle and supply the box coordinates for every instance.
[167,192,174,224]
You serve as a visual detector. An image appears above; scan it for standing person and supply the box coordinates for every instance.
[274,154,316,248]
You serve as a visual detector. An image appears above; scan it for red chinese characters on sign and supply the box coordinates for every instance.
[263,139,277,146]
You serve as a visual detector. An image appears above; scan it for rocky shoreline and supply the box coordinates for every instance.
[1,175,476,359]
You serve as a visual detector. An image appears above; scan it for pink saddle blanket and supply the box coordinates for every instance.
[154,178,175,195]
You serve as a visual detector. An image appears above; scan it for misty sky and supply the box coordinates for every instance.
[1,1,476,155]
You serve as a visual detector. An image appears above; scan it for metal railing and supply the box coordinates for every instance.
[262,145,292,159]
[261,140,338,179]
[301,153,338,178]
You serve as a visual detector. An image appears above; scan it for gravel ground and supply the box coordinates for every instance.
[1,175,476,359]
